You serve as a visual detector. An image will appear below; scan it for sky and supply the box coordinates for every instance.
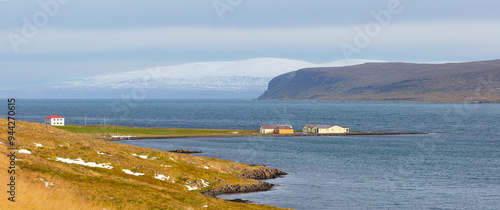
[1,0,500,90]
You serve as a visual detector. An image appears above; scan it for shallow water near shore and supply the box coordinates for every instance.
[16,99,500,209]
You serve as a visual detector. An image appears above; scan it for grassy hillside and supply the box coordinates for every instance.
[0,119,284,209]
[257,59,500,103]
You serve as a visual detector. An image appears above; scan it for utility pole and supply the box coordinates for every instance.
[104,116,106,125]
[84,115,87,126]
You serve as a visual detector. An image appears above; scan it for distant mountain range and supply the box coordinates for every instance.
[257,59,500,103]
[4,58,384,98]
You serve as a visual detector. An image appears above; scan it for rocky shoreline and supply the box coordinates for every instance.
[201,166,287,200]
[239,167,287,179]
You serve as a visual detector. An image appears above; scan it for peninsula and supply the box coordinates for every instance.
[57,125,426,141]
[257,59,500,103]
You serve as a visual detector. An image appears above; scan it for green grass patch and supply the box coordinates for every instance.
[58,125,258,137]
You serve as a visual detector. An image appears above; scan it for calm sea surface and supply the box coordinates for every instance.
[15,99,500,209]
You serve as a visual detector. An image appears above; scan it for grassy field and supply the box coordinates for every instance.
[58,125,258,137]
[0,119,284,209]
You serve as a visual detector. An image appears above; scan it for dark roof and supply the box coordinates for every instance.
[261,125,293,130]
[303,124,316,128]
[314,124,335,128]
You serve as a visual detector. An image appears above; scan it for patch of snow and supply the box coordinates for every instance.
[132,154,149,159]
[34,143,43,147]
[122,169,145,176]
[59,145,64,147]
[160,165,172,168]
[19,149,32,154]
[201,179,209,187]
[45,182,53,188]
[97,151,112,156]
[154,174,170,181]
[149,157,157,160]
[203,205,208,208]
[56,157,113,169]
[0,142,4,144]
[185,185,198,191]
[229,132,239,134]
[169,157,177,162]
[204,166,210,169]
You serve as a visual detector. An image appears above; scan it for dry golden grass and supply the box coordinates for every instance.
[0,119,284,209]
[0,146,111,210]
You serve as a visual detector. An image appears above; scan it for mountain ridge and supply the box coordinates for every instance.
[257,59,500,103]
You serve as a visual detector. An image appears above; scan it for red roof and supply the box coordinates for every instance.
[261,125,293,130]
[45,115,64,119]
[260,126,277,129]
[276,126,293,130]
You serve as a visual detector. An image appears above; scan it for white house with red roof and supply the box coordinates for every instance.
[260,126,277,134]
[44,115,65,126]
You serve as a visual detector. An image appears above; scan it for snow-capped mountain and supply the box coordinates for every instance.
[49,58,385,91]
[9,58,385,98]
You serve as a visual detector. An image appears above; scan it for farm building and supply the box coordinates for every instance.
[276,126,294,134]
[302,124,315,133]
[44,115,65,126]
[260,126,277,134]
[260,125,294,134]
[311,124,349,134]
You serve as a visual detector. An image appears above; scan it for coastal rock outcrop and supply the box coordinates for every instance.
[201,182,274,197]
[239,167,287,179]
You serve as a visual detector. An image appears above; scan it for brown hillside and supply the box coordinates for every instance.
[0,119,285,209]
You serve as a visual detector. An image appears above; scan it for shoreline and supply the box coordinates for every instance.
[107,131,427,141]
[201,167,287,201]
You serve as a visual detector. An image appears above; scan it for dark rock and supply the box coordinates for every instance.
[225,198,253,203]
[239,167,287,180]
[167,149,202,154]
[201,182,274,197]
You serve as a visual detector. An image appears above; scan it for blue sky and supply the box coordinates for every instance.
[1,0,500,90]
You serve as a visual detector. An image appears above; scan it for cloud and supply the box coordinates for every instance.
[1,20,500,56]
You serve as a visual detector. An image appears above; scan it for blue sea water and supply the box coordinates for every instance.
[13,99,500,209]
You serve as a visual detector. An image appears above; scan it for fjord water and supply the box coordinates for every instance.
[17,99,500,209]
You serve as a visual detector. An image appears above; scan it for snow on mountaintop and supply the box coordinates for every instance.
[49,58,385,91]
